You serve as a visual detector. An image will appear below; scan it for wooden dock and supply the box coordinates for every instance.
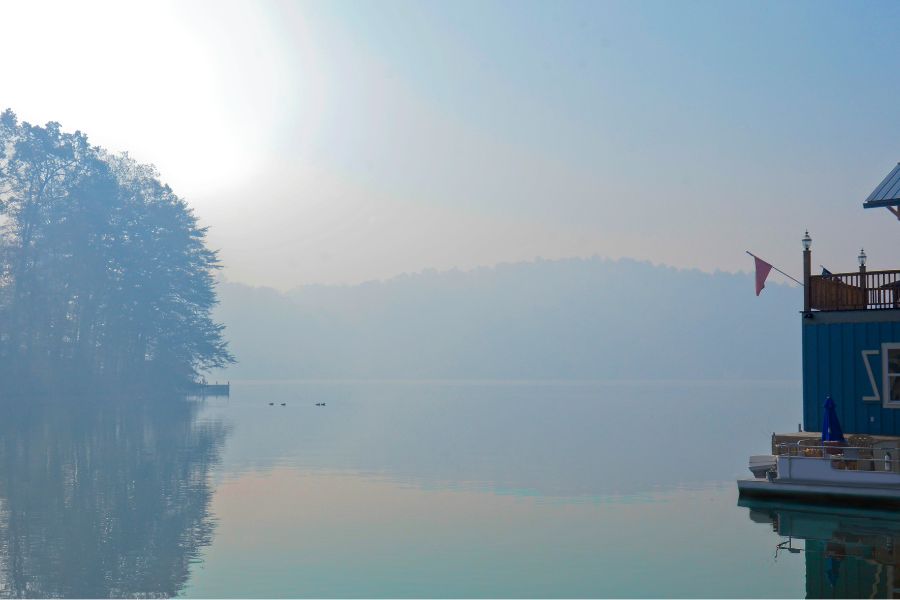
[190,381,230,396]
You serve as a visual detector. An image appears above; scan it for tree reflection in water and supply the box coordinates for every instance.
[741,498,900,599]
[0,395,228,598]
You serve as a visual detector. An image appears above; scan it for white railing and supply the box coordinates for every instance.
[774,442,899,474]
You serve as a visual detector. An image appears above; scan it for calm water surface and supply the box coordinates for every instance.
[2,380,897,597]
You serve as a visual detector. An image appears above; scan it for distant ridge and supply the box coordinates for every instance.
[214,257,800,381]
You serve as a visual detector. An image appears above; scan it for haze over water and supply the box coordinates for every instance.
[6,378,878,598]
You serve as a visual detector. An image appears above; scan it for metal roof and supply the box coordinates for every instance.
[864,163,900,208]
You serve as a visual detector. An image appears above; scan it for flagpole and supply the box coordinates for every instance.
[746,251,804,286]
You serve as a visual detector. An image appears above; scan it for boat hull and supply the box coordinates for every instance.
[738,477,900,507]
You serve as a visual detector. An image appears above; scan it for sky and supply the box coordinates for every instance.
[2,0,900,288]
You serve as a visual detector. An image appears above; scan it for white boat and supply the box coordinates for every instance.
[739,440,900,505]
[748,454,776,478]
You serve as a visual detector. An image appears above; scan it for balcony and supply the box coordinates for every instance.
[809,269,900,311]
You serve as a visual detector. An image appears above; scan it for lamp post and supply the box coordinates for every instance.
[803,231,811,313]
[859,248,867,309]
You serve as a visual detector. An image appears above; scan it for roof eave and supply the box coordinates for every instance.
[863,198,900,209]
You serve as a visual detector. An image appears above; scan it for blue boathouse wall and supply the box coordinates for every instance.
[802,310,900,435]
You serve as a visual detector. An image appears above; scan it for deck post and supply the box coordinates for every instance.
[803,246,811,313]
[860,262,867,309]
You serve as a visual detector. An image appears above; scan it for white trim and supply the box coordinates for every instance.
[882,343,900,408]
[863,349,881,402]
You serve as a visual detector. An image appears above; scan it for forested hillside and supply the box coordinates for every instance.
[215,257,800,381]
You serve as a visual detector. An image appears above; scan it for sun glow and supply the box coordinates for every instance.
[0,0,324,206]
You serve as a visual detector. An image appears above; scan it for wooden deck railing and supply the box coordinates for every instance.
[810,270,900,311]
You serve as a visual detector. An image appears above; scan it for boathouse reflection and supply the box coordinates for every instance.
[741,498,900,598]
[0,395,228,598]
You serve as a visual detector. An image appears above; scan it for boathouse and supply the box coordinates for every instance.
[803,163,900,435]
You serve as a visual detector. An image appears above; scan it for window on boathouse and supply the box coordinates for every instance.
[884,344,900,406]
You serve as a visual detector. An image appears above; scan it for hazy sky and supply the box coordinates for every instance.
[3,0,900,288]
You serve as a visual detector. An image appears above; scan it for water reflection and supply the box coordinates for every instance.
[0,395,228,598]
[183,381,809,597]
[741,498,900,599]
[205,380,801,497]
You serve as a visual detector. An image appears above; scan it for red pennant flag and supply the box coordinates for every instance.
[754,256,773,296]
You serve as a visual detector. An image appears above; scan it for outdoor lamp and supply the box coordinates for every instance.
[859,248,867,268]
[802,230,812,251]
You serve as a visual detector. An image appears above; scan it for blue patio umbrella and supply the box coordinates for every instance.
[822,395,846,443]
[826,556,842,587]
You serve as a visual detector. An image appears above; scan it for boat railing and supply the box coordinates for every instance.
[774,442,900,473]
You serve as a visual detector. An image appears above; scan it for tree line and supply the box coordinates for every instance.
[0,109,233,389]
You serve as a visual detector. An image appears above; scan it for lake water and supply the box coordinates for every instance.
[2,380,897,597]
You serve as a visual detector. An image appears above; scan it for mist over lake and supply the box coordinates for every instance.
[4,0,900,598]
[1,380,814,598]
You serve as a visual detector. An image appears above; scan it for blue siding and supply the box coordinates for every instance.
[802,317,900,435]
